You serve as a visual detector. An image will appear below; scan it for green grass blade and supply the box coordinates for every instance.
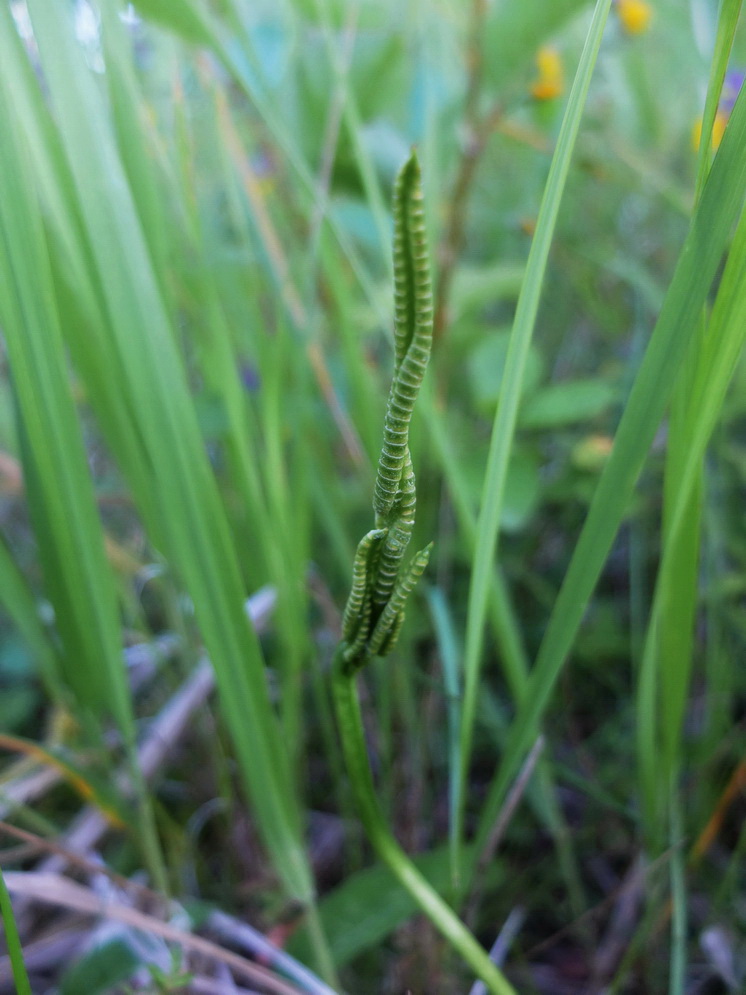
[423,390,586,910]
[694,0,742,201]
[640,0,743,850]
[423,391,532,700]
[18,0,318,912]
[99,3,172,283]
[669,779,687,995]
[638,194,746,818]
[457,0,612,881]
[309,0,392,275]
[0,868,31,995]
[0,52,131,734]
[0,6,158,529]
[469,79,746,883]
[426,586,462,884]
[130,0,216,45]
[0,534,63,704]
[0,40,167,891]
[179,2,387,324]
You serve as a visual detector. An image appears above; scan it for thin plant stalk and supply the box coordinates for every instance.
[331,647,516,995]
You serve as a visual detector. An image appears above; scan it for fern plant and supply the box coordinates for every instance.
[340,154,433,670]
[331,152,516,995]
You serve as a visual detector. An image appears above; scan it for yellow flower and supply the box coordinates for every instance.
[530,47,564,101]
[572,434,614,472]
[520,217,537,236]
[692,110,728,151]
[617,0,652,35]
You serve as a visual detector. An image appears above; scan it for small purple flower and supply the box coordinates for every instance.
[240,362,261,392]
[721,70,745,113]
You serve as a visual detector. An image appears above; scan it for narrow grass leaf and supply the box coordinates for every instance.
[426,587,463,886]
[20,0,316,908]
[0,868,31,995]
[0,535,62,703]
[638,196,746,819]
[130,0,215,45]
[693,0,742,202]
[470,80,746,880]
[640,0,744,859]
[458,0,612,882]
[0,42,168,890]
[0,62,132,733]
[0,6,158,530]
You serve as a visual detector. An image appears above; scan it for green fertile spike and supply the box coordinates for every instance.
[371,451,416,608]
[392,152,432,370]
[330,148,515,994]
[376,610,406,657]
[368,543,432,657]
[343,594,372,665]
[342,529,386,641]
[341,153,433,674]
[373,151,433,521]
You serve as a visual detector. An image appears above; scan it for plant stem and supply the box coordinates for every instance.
[668,775,686,995]
[330,646,517,995]
[303,897,341,991]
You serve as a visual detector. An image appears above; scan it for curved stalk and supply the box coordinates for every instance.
[331,646,517,995]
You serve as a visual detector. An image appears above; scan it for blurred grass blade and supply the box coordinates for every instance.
[0,6,158,530]
[0,40,166,889]
[0,51,133,736]
[144,0,386,324]
[458,0,612,881]
[426,587,463,883]
[15,0,319,915]
[130,0,215,45]
[99,3,172,287]
[642,0,743,841]
[694,0,742,201]
[0,868,31,995]
[0,535,62,703]
[470,80,746,882]
[310,0,391,273]
[638,196,746,820]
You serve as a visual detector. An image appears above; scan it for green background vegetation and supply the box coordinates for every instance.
[1,0,746,991]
